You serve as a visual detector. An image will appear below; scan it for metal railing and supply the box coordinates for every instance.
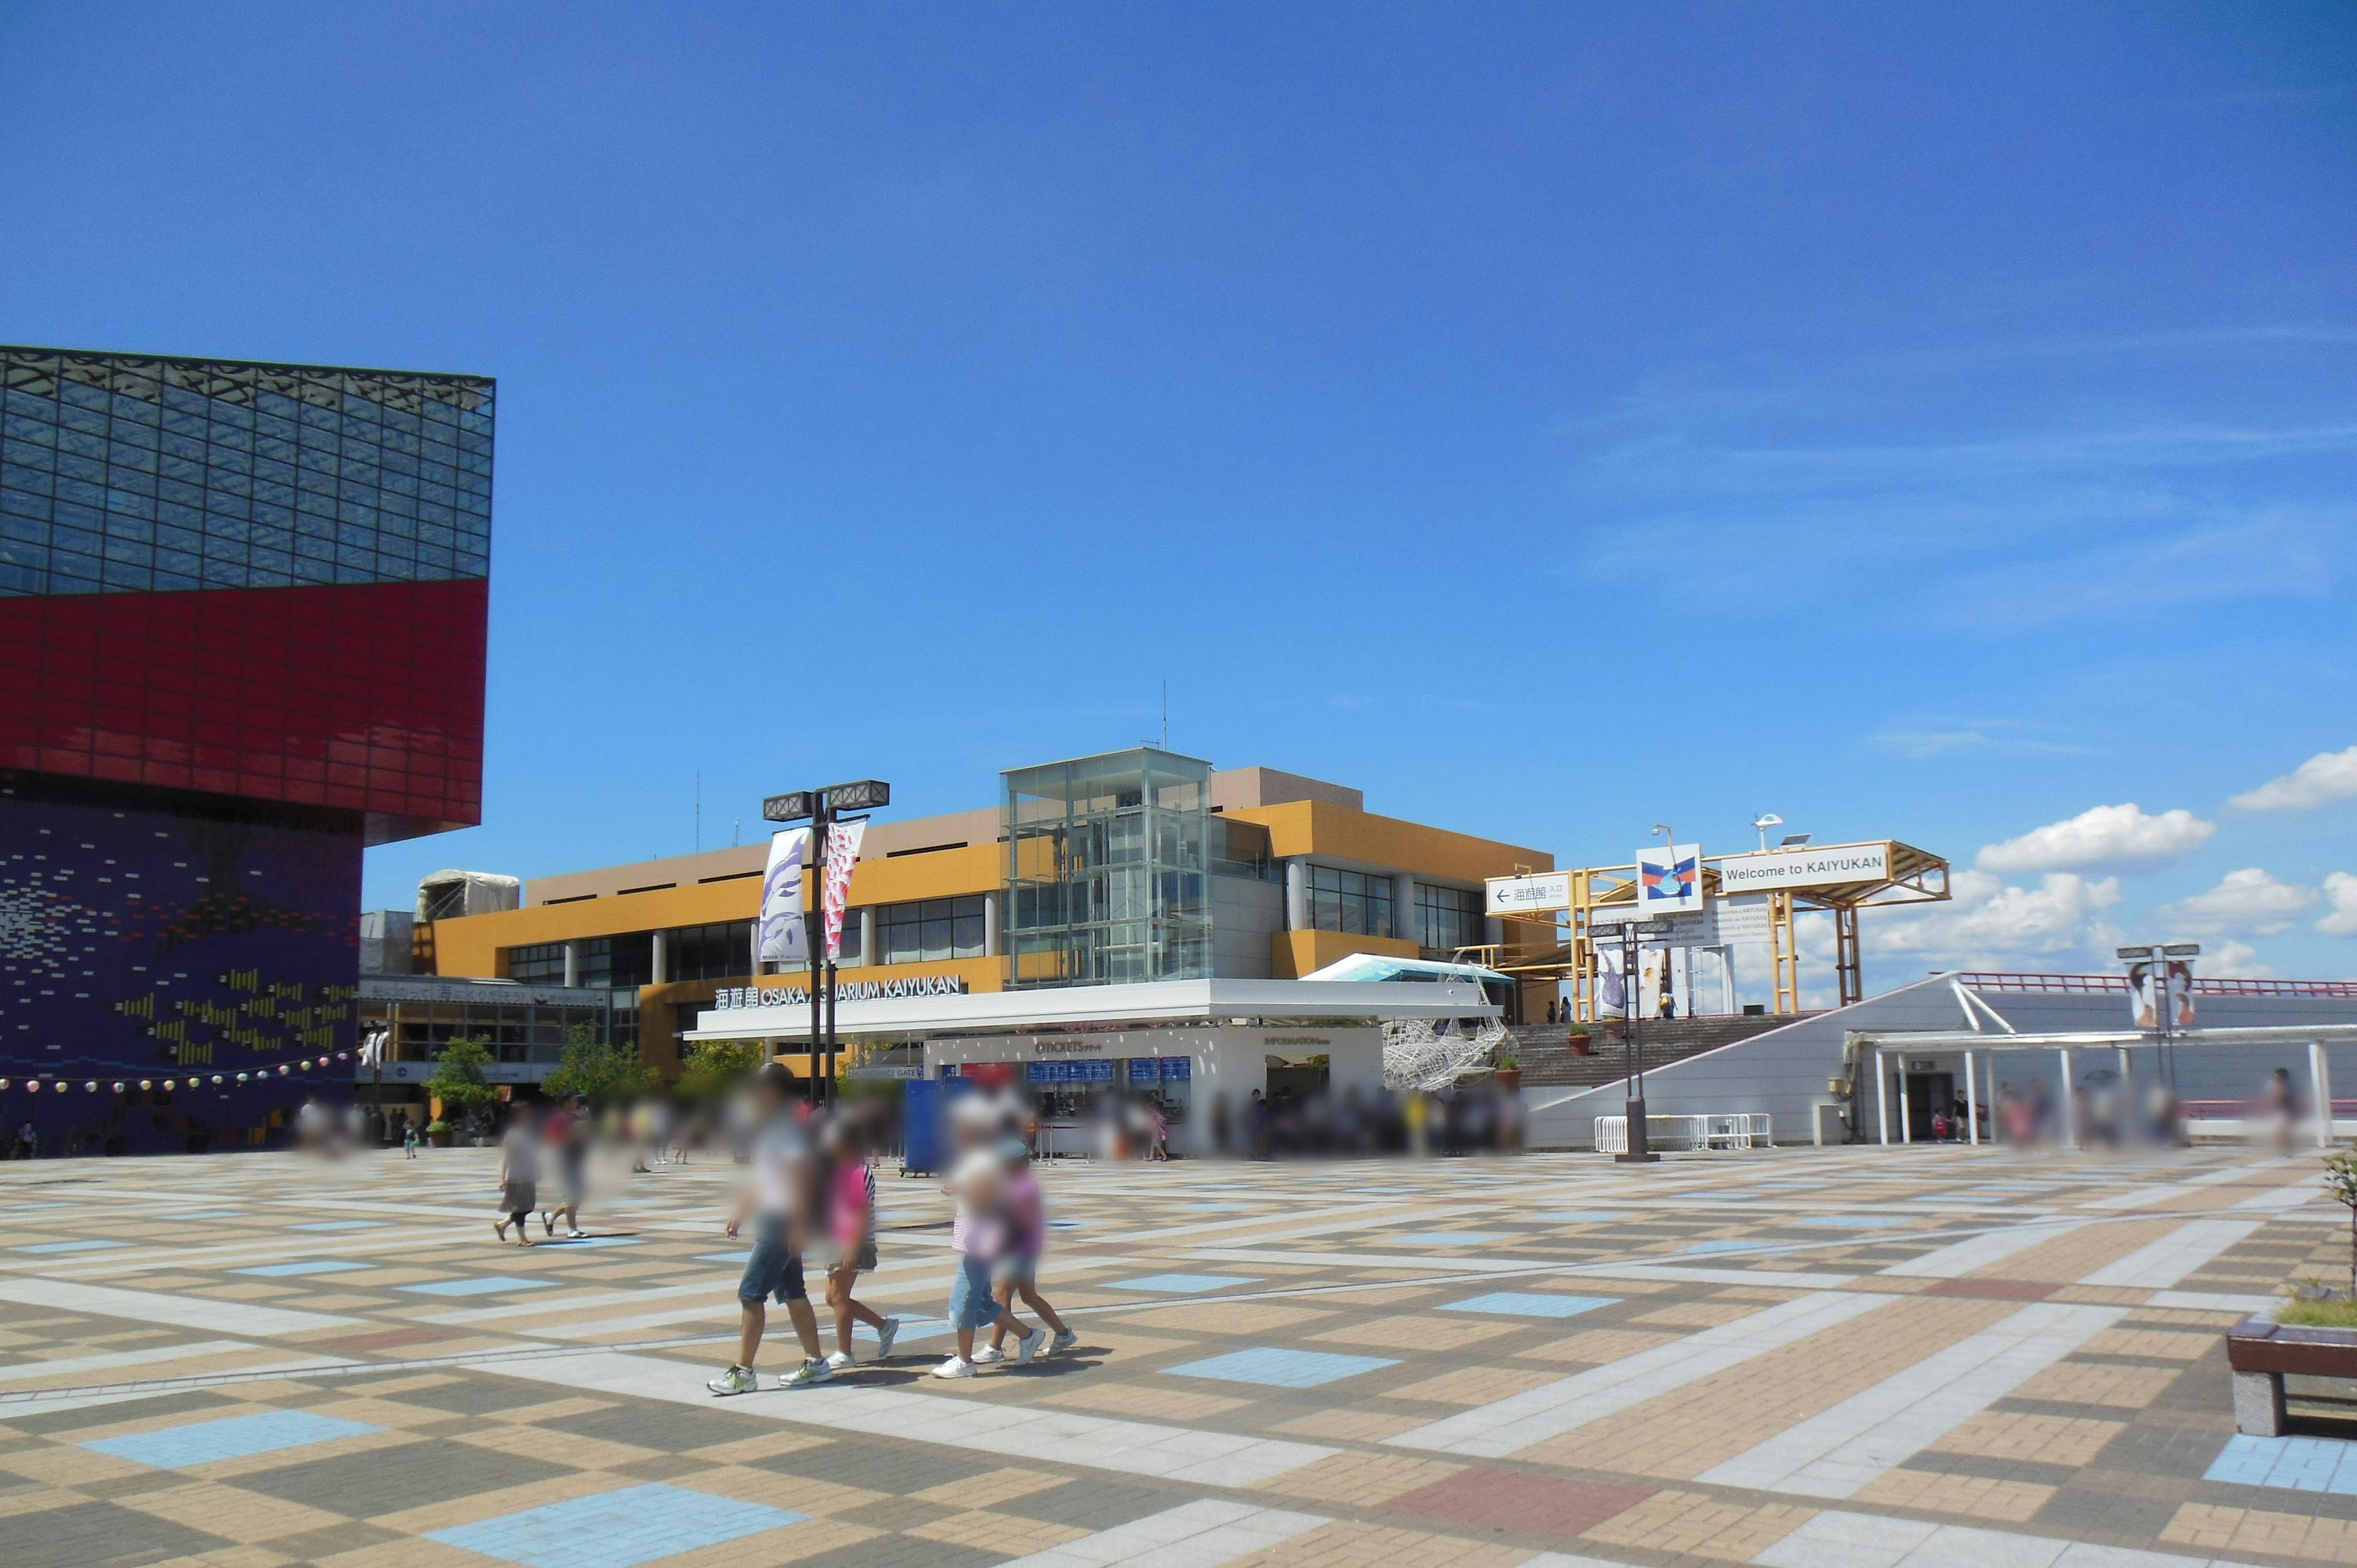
[1595,1113,1772,1153]
[1951,972,2357,998]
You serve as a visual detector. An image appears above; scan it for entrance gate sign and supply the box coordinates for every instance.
[1717,843,1891,892]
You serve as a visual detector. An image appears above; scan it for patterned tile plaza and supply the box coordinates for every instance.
[0,1141,2349,1566]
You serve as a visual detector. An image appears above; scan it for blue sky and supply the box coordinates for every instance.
[4,4,2353,995]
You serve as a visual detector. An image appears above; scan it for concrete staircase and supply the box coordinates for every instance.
[1505,1013,1818,1090]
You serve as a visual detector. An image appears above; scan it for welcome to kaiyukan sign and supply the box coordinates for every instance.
[710,974,970,1010]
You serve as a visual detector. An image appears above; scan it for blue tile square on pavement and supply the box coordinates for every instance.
[2207,1434,2357,1494]
[1442,1292,1618,1319]
[1164,1347,1398,1388]
[1390,1232,1506,1247]
[401,1276,559,1297]
[427,1482,807,1568]
[1107,1273,1260,1294]
[1680,1239,1787,1256]
[699,1250,753,1265]
[14,1239,127,1253]
[292,1219,387,1231]
[85,1410,379,1469]
[236,1260,370,1277]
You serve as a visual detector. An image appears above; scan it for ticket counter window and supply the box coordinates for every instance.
[1126,1057,1193,1119]
[1028,1059,1113,1119]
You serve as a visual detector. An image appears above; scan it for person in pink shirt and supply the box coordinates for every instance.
[820,1119,898,1370]
[981,1136,1075,1362]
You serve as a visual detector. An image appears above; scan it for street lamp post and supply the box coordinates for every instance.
[764,779,891,1105]
[1617,917,1678,1164]
[2117,941,2200,1087]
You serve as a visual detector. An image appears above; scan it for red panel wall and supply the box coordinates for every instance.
[0,577,486,841]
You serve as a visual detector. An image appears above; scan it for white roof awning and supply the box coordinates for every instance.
[685,978,1500,1042]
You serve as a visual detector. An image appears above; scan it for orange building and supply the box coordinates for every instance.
[401,747,1553,1084]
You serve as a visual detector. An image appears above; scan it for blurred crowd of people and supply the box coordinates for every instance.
[1203,1083,1524,1158]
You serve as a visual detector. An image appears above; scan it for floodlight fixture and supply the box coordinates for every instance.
[1751,813,1783,852]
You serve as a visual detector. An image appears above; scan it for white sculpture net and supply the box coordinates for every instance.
[1382,1017,1509,1092]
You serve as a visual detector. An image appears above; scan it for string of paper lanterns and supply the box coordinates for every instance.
[1,1049,353,1095]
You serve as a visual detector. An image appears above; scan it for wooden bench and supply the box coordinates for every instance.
[2227,1318,2357,1435]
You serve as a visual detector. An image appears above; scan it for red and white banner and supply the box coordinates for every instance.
[821,819,865,962]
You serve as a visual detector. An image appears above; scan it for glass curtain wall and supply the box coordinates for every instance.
[1004,747,1212,987]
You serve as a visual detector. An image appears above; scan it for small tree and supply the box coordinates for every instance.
[542,1024,659,1106]
[2324,1150,2357,1298]
[424,1036,498,1122]
[677,1038,763,1103]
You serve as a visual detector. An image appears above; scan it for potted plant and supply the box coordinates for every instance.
[1494,1050,1522,1094]
[1566,1026,1592,1056]
[425,1119,451,1148]
[422,1037,498,1146]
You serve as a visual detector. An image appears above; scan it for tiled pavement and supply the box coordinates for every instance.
[5,1145,2357,1565]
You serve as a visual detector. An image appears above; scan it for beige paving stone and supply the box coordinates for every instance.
[907,1508,1091,1554]
[0,1483,89,1518]
[1526,1295,2008,1480]
[1581,1487,1816,1561]
[1855,1467,2055,1522]
[0,1443,149,1485]
[2080,1327,2216,1360]
[1631,1301,1757,1327]
[485,1396,621,1424]
[2124,1307,2244,1327]
[1115,1302,1336,1334]
[2049,1285,2151,1307]
[1272,1407,1426,1442]
[1312,1315,1520,1351]
[1037,1381,1252,1420]
[302,1396,473,1431]
[339,1373,463,1397]
[148,1549,296,1568]
[1517,1328,1681,1365]
[1227,1518,1529,1567]
[1996,1218,2183,1283]
[679,1464,888,1516]
[2164,1502,2357,1564]
[683,1429,833,1464]
[198,1427,425,1480]
[2014,1360,2182,1408]
[1254,1450,1463,1506]
[452,1422,665,1470]
[119,1480,352,1543]
[660,1518,882,1567]
[909,1467,1069,1509]
[1932,1410,2125,1467]
[311,1540,490,1568]
[1382,1366,1562,1406]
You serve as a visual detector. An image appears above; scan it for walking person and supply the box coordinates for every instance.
[2264,1067,2297,1154]
[821,1118,899,1370]
[708,1064,832,1394]
[980,1135,1075,1362]
[403,1116,419,1159]
[491,1104,540,1246]
[935,1137,1043,1380]
[541,1095,589,1238]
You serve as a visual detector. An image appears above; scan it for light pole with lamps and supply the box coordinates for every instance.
[1616,916,1678,1163]
[762,779,891,1103]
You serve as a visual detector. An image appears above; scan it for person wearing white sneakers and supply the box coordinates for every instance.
[820,1119,898,1372]
[979,1135,1075,1363]
[708,1065,833,1395]
[935,1138,1042,1378]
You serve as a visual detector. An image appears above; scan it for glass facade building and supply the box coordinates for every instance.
[1005,748,1212,986]
[0,348,493,1154]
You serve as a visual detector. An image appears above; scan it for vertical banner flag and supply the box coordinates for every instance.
[2130,959,2197,1030]
[1636,842,1704,914]
[757,827,811,968]
[821,819,866,962]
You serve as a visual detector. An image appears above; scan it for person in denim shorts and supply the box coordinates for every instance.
[708,1065,830,1394]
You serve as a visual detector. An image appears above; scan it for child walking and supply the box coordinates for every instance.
[980,1136,1076,1362]
[821,1119,899,1369]
[934,1140,1043,1380]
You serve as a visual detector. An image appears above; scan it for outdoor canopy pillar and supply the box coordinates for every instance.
[980,894,997,960]
[1964,1049,1980,1146]
[1897,1064,1912,1145]
[650,929,668,986]
[1284,858,1309,930]
[562,940,581,989]
[2312,1039,2335,1149]
[1876,1049,1891,1146]
[2059,1046,2075,1148]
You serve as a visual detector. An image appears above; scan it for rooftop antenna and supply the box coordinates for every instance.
[694,770,701,854]
[1162,678,1169,749]
[1751,813,1783,852]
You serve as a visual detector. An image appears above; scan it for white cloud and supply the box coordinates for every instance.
[2230,745,2357,814]
[1872,868,2123,970]
[2321,873,2357,938]
[2158,868,2318,937]
[1977,803,2216,874]
[2203,940,2276,979]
